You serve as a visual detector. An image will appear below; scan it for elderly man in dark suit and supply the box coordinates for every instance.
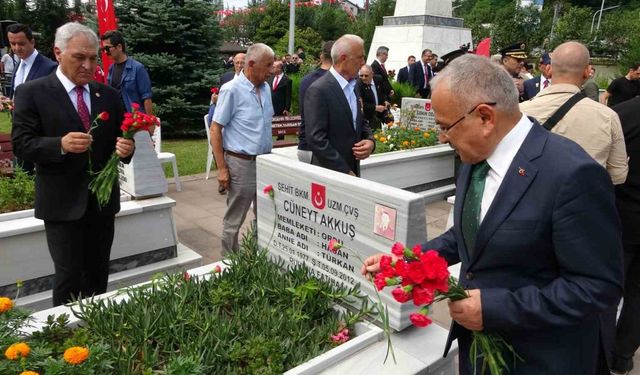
[522,53,551,101]
[610,96,640,375]
[362,54,623,374]
[268,60,291,116]
[12,22,135,306]
[7,23,58,173]
[305,34,375,177]
[357,64,386,130]
[396,55,415,84]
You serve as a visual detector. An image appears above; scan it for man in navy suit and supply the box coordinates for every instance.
[410,49,434,98]
[7,23,58,173]
[362,54,623,374]
[305,34,375,177]
[396,55,415,85]
[522,53,551,101]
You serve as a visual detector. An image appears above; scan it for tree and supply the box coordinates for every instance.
[352,0,395,52]
[312,3,353,41]
[254,0,289,47]
[115,0,222,135]
[274,27,323,57]
[29,0,69,57]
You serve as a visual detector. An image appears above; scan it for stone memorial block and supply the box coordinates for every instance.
[256,154,427,330]
[401,97,436,130]
[119,131,168,198]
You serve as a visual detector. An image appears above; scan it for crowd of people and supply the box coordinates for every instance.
[4,17,640,374]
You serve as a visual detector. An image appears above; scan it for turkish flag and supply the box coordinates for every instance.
[96,0,118,73]
[475,38,491,58]
[311,183,326,210]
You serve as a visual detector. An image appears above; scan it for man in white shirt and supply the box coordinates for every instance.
[7,23,57,98]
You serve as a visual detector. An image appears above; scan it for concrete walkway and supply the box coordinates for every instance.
[166,174,639,375]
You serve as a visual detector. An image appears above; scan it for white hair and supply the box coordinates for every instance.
[246,43,274,63]
[54,22,99,53]
[431,54,519,114]
[331,34,364,65]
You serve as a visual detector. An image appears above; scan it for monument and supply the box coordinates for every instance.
[256,154,428,330]
[367,0,472,73]
[118,131,168,198]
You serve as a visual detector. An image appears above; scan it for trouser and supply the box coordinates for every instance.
[297,149,312,164]
[44,208,115,306]
[221,154,256,255]
[612,243,640,364]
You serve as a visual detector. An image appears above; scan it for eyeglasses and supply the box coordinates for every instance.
[438,102,497,135]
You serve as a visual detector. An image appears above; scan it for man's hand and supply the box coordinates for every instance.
[449,289,483,331]
[353,139,375,160]
[375,105,386,113]
[217,166,230,190]
[115,137,135,158]
[282,110,290,116]
[360,253,387,276]
[61,132,92,154]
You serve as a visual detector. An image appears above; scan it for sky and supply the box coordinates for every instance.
[222,0,365,10]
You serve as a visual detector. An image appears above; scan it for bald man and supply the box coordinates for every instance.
[520,41,628,185]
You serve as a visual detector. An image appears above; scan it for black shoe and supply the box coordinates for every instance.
[610,356,634,375]
[218,184,227,195]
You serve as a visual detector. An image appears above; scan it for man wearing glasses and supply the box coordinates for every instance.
[100,30,153,116]
[362,54,623,374]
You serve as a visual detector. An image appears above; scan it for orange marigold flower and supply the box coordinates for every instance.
[379,137,387,143]
[402,141,409,146]
[5,342,30,360]
[20,371,39,375]
[63,346,90,365]
[0,296,13,313]
[423,132,430,138]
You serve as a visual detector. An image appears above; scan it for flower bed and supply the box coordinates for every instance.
[373,125,439,154]
[1,236,378,374]
[0,169,35,214]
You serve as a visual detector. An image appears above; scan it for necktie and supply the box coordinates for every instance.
[273,75,279,91]
[76,86,91,131]
[381,63,386,74]
[543,79,549,89]
[461,161,491,256]
[423,64,428,89]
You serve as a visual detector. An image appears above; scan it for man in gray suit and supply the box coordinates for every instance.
[304,34,375,177]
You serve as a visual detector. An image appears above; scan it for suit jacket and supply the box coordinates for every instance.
[522,75,546,101]
[409,61,433,97]
[12,74,128,221]
[356,79,378,125]
[268,74,292,115]
[423,122,623,374]
[613,97,640,244]
[371,60,392,97]
[304,72,374,176]
[219,70,236,87]
[8,52,57,98]
[397,66,410,84]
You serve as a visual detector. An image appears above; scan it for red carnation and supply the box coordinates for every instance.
[374,273,388,291]
[131,102,140,110]
[407,261,427,284]
[263,184,273,194]
[391,287,412,303]
[409,312,432,327]
[97,111,109,121]
[328,238,342,253]
[391,242,405,257]
[211,87,219,94]
[412,285,435,306]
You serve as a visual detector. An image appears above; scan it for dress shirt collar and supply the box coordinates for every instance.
[55,67,89,94]
[539,74,551,87]
[21,49,39,68]
[486,114,533,180]
[236,70,267,94]
[330,66,353,90]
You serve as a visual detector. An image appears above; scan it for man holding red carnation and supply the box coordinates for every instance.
[363,55,623,374]
[12,22,134,306]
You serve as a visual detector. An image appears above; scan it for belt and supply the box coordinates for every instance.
[225,150,257,161]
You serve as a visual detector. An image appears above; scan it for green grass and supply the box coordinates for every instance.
[161,138,209,178]
[0,114,10,134]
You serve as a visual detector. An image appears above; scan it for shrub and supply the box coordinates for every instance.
[390,81,418,107]
[0,168,35,213]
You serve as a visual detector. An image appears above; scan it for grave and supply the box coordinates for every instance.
[256,153,427,330]
[118,131,168,198]
[400,97,436,130]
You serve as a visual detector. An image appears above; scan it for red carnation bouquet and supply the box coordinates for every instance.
[89,103,159,207]
[375,242,522,375]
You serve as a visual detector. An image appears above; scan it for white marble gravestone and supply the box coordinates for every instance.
[118,131,168,198]
[367,0,472,74]
[401,97,436,130]
[256,154,427,331]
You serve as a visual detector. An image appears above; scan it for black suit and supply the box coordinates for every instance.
[371,60,392,98]
[12,73,128,306]
[357,78,385,130]
[409,61,433,98]
[397,65,410,84]
[305,72,374,176]
[523,76,550,101]
[268,74,292,115]
[219,70,236,87]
